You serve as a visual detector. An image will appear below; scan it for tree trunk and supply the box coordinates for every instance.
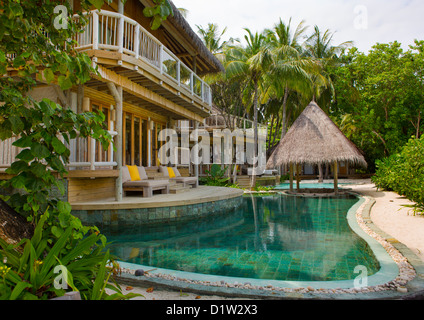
[0,199,34,249]
[250,81,259,190]
[280,86,289,141]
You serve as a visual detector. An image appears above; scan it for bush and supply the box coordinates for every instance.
[372,136,424,214]
[0,211,140,300]
[199,164,230,187]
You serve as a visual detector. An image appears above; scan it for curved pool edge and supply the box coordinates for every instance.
[114,192,424,300]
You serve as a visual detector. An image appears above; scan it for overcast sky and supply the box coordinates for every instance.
[172,0,424,53]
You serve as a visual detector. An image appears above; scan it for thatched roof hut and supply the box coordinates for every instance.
[267,101,367,194]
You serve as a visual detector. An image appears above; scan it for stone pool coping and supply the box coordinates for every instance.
[115,192,424,300]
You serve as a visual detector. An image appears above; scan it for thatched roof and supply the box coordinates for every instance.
[267,101,367,168]
[165,1,225,74]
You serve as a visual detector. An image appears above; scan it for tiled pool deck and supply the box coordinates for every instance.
[114,191,424,300]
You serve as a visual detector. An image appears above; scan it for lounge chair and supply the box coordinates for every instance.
[159,166,198,188]
[122,166,170,197]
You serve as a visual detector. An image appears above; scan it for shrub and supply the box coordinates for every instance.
[372,136,424,214]
[0,212,140,300]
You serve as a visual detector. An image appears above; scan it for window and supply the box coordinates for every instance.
[123,111,165,167]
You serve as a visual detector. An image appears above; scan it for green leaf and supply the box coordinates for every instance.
[16,149,35,162]
[39,100,55,116]
[50,157,65,172]
[31,143,50,159]
[151,16,163,30]
[51,226,64,238]
[8,161,29,174]
[91,250,111,300]
[51,136,67,154]
[9,282,33,300]
[142,7,156,18]
[8,115,24,133]
[13,136,33,148]
[0,50,6,63]
[30,162,46,177]
[58,75,73,91]
[8,2,24,18]
[89,0,105,10]
[43,68,55,83]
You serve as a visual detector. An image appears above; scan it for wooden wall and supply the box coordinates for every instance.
[68,177,115,202]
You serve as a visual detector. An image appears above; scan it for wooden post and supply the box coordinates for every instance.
[134,25,140,59]
[147,118,151,167]
[334,160,339,195]
[289,163,294,192]
[92,10,99,50]
[107,83,123,201]
[118,15,124,54]
[296,164,300,191]
[194,121,199,179]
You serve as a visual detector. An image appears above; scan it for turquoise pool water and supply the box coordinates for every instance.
[101,194,380,282]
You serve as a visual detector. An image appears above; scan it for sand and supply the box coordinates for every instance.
[118,180,424,300]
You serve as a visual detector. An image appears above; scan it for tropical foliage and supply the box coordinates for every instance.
[0,0,141,300]
[372,136,424,215]
[197,18,424,173]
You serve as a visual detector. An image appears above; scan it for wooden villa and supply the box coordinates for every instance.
[0,0,225,203]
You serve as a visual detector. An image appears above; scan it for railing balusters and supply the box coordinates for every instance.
[92,11,99,50]
[73,9,213,108]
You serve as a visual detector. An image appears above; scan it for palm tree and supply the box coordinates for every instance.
[225,28,272,189]
[304,25,353,104]
[264,18,317,141]
[196,23,229,56]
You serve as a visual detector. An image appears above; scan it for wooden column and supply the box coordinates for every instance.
[289,163,294,192]
[296,164,300,191]
[334,160,339,195]
[194,121,199,178]
[107,83,123,202]
[147,118,152,167]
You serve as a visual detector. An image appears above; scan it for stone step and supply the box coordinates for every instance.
[169,183,192,194]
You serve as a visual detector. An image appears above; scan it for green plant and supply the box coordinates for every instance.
[200,164,230,187]
[0,212,139,300]
[280,173,290,182]
[253,184,275,192]
[372,136,424,215]
[143,0,174,30]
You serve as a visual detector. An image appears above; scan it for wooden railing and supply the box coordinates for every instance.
[74,10,213,108]
[0,130,117,171]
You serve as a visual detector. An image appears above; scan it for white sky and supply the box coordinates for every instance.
[172,0,424,53]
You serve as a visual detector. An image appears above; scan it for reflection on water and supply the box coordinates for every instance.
[101,194,380,281]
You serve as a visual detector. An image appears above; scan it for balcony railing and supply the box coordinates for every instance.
[74,10,213,108]
[0,130,118,171]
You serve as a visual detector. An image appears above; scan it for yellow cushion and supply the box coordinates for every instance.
[167,167,176,178]
[127,165,141,181]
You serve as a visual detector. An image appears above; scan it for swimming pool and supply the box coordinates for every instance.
[101,194,380,282]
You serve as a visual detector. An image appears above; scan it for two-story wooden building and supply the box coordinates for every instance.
[0,0,224,203]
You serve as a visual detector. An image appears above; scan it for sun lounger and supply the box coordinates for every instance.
[122,166,170,197]
[159,166,198,188]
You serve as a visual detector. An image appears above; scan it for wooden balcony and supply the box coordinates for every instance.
[74,10,213,119]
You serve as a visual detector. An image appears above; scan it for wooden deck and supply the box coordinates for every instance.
[70,185,244,211]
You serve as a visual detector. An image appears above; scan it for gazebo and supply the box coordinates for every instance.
[267,101,367,194]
